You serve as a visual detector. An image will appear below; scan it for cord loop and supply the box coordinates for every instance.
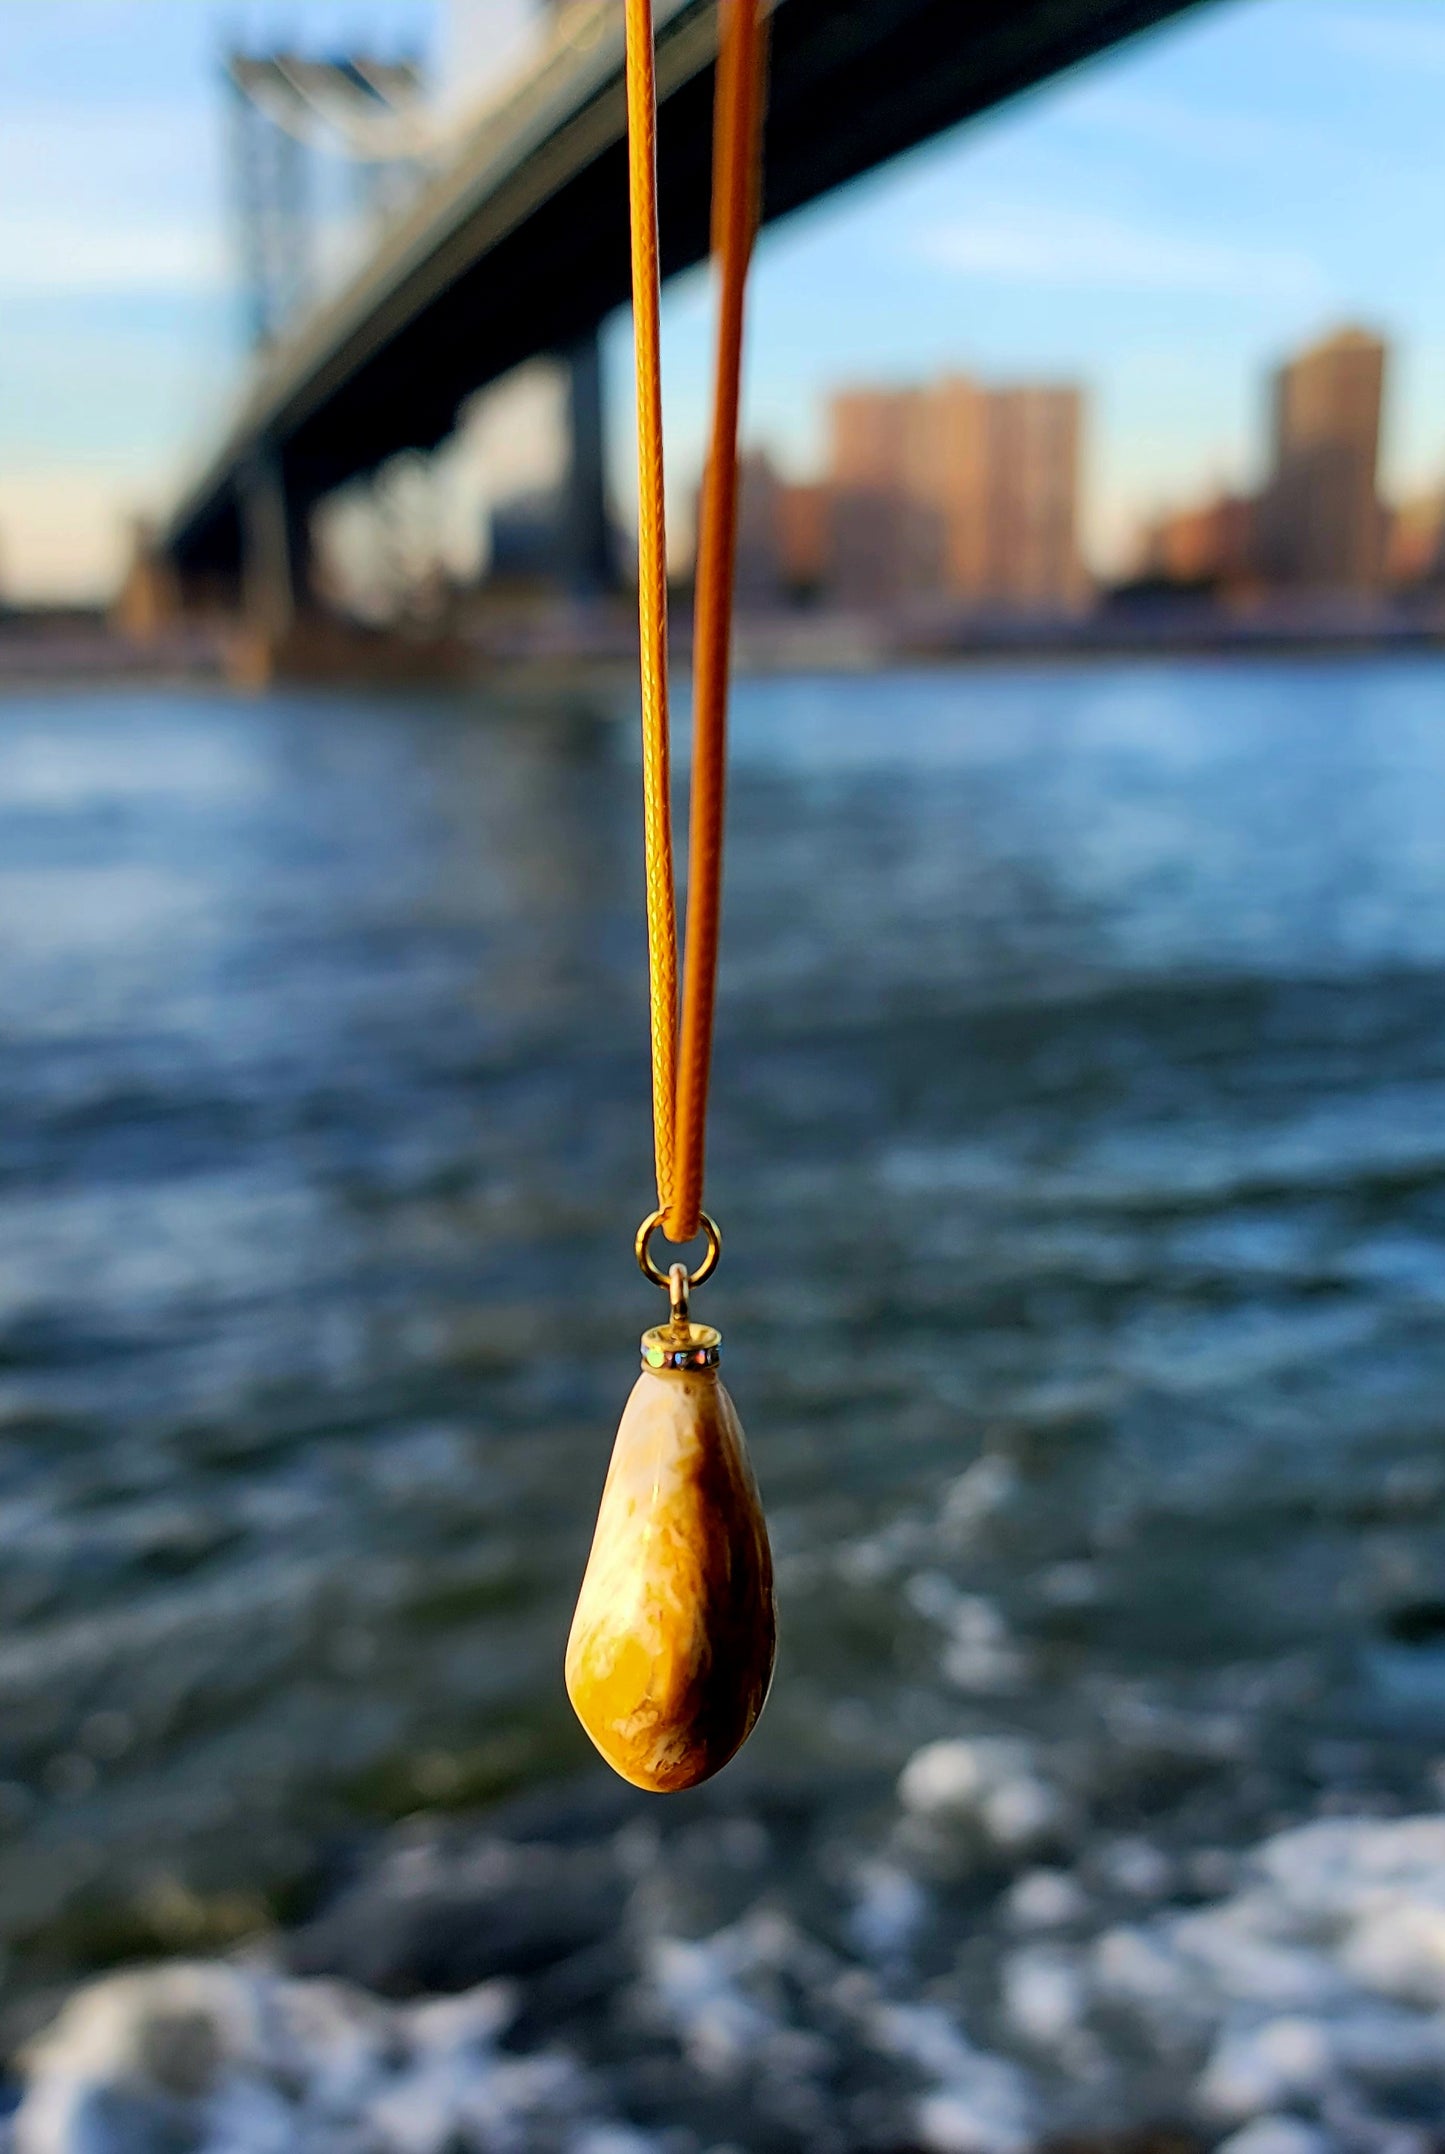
[635,1208,723,1294]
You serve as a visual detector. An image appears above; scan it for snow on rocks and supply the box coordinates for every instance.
[848,1857,929,1964]
[905,1577,1033,1694]
[1002,1943,1090,2053]
[889,1737,1445,2148]
[1094,1816,1445,2147]
[634,1900,1037,2151]
[897,1737,1073,1867]
[14,1787,1445,2154]
[864,2002,1036,2154]
[643,1916,801,2079]
[9,1960,648,2154]
[1003,1867,1090,1931]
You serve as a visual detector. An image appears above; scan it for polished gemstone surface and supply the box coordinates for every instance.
[565,1363,775,1792]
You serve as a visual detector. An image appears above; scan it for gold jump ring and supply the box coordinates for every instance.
[634,1209,722,1292]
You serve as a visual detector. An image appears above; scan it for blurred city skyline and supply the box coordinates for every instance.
[2,0,1445,604]
[483,319,1432,620]
[737,321,1419,615]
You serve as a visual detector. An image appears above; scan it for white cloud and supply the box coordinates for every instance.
[0,214,225,297]
[915,201,1326,301]
[0,205,367,302]
[0,102,212,176]
[0,98,223,296]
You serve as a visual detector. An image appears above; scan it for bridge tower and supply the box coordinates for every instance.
[227,62,310,351]
[220,11,614,653]
[223,48,427,648]
[226,51,426,354]
[445,0,616,599]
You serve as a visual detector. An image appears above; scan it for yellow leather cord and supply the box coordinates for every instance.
[623,0,679,1229]
[623,0,768,1248]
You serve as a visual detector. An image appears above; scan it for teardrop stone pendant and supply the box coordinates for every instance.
[565,1311,775,1793]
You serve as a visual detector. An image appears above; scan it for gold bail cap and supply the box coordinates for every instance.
[642,1318,722,1371]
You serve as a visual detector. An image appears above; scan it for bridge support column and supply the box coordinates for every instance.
[231,447,321,683]
[240,449,317,632]
[560,327,615,599]
[113,519,182,645]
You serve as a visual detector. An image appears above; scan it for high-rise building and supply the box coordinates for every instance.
[732,451,784,605]
[696,456,855,608]
[1256,326,1388,590]
[982,387,1086,611]
[1386,489,1445,588]
[775,481,830,595]
[825,387,945,606]
[820,372,1085,612]
[1137,491,1255,589]
[931,375,990,598]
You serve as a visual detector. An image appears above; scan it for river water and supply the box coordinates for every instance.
[5,660,1445,2145]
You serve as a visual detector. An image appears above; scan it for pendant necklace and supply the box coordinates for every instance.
[565,0,776,1794]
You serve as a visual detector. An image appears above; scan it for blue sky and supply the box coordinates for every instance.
[1,0,1443,599]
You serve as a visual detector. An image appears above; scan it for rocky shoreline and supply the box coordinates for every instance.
[8,1737,1445,2154]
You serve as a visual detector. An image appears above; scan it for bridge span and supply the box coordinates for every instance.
[160,0,1201,620]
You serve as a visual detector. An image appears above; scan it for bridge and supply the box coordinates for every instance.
[159,0,1202,632]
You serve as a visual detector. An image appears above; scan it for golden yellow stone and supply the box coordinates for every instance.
[565,1355,775,1793]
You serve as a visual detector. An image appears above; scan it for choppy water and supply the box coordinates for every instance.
[6,660,1445,2142]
